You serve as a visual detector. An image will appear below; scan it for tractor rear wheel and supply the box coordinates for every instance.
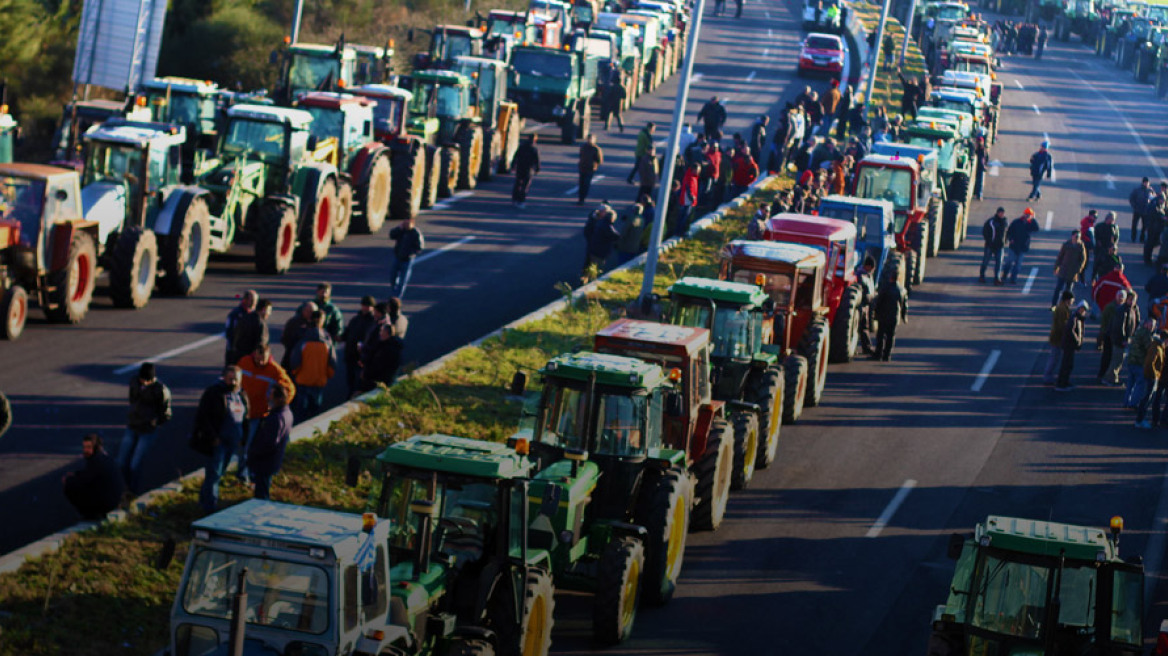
[782,355,808,424]
[254,201,297,275]
[949,171,971,210]
[45,230,97,324]
[691,417,733,531]
[592,536,644,645]
[500,112,521,173]
[830,284,862,363]
[637,465,690,606]
[730,412,760,490]
[421,145,441,209]
[940,200,962,251]
[487,567,555,656]
[354,151,392,234]
[747,366,784,468]
[480,128,497,182]
[925,198,941,257]
[295,174,336,263]
[108,227,158,309]
[1,285,28,340]
[443,639,495,656]
[910,222,928,287]
[438,146,460,199]
[159,194,211,296]
[457,126,483,190]
[334,178,354,243]
[800,318,830,407]
[392,145,425,220]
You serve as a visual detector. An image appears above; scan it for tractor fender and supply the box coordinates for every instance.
[690,400,725,462]
[80,181,127,247]
[46,221,100,273]
[348,142,388,185]
[290,163,337,200]
[152,186,209,237]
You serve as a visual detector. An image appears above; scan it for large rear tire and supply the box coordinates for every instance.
[487,567,555,656]
[940,200,962,251]
[592,537,644,645]
[457,126,483,190]
[159,195,211,296]
[334,177,354,243]
[830,285,861,363]
[421,145,441,209]
[800,318,830,407]
[1,285,28,340]
[691,417,733,531]
[108,227,158,309]
[45,230,97,324]
[910,221,929,286]
[438,146,460,199]
[747,366,784,468]
[353,152,392,234]
[730,412,759,490]
[254,201,297,275]
[295,174,336,263]
[638,466,690,606]
[392,145,426,220]
[925,198,941,257]
[782,355,808,424]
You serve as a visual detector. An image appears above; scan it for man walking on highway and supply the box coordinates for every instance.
[734,0,743,18]
[1051,230,1088,308]
[577,134,604,206]
[697,97,727,141]
[1004,208,1040,284]
[1056,300,1089,392]
[1095,289,1130,385]
[289,310,337,421]
[1130,177,1155,243]
[1035,26,1048,59]
[1026,141,1054,201]
[194,365,248,514]
[119,363,172,495]
[601,82,626,132]
[873,270,908,361]
[512,134,541,209]
[1044,291,1075,385]
[387,216,425,298]
[224,290,257,366]
[980,207,1008,285]
[628,122,655,184]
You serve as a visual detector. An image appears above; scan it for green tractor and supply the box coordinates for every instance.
[927,515,1144,656]
[512,350,694,642]
[666,277,786,486]
[1133,24,1168,82]
[138,77,222,178]
[508,44,599,144]
[195,104,343,274]
[402,70,485,198]
[273,37,393,106]
[900,117,975,251]
[454,56,524,180]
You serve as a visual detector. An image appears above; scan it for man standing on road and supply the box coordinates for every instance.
[342,296,378,398]
[1026,141,1053,201]
[1044,291,1075,385]
[119,363,172,495]
[233,299,271,365]
[62,434,123,520]
[314,283,344,342]
[237,344,295,483]
[1147,182,1168,264]
[637,146,659,200]
[749,115,768,167]
[1093,211,1119,271]
[1056,300,1089,392]
[512,134,541,208]
[1004,207,1040,284]
[855,257,877,356]
[1129,176,1154,243]
[224,290,257,366]
[289,310,337,421]
[280,301,317,369]
[734,0,743,18]
[628,122,655,184]
[1095,289,1130,385]
[387,216,424,298]
[1126,317,1158,407]
[980,207,1008,284]
[1051,230,1088,308]
[873,270,908,361]
[601,82,626,132]
[248,384,292,500]
[1107,291,1142,386]
[973,136,989,200]
[1146,263,1168,314]
[577,134,604,206]
[194,365,248,514]
[697,97,727,141]
[1136,331,1167,428]
[1035,26,1048,59]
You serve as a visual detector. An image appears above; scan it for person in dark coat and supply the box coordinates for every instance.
[224,290,257,365]
[280,301,317,369]
[313,283,344,341]
[749,115,768,167]
[1146,263,1168,314]
[361,323,404,391]
[119,363,172,495]
[835,86,853,140]
[1094,211,1120,266]
[388,216,425,298]
[697,97,727,141]
[601,82,626,132]
[980,208,1008,284]
[195,365,249,513]
[1003,208,1040,284]
[232,299,271,372]
[342,296,378,397]
[583,204,621,275]
[577,134,604,205]
[512,134,541,208]
[897,69,922,119]
[873,270,908,361]
[1026,141,1054,201]
[1051,230,1088,308]
[1056,300,1089,391]
[62,434,124,520]
[1130,177,1155,243]
[247,384,293,500]
[1146,182,1168,264]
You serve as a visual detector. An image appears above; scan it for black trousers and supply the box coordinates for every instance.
[1097,340,1112,381]
[1133,211,1145,242]
[875,325,897,361]
[513,172,533,203]
[1057,347,1076,388]
[579,170,595,203]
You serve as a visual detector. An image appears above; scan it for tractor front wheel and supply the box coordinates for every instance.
[421,145,441,209]
[354,152,392,234]
[487,567,555,656]
[438,146,460,199]
[800,318,830,407]
[457,126,484,190]
[940,200,962,251]
[748,366,784,468]
[333,178,354,243]
[925,198,942,257]
[254,201,297,274]
[691,417,733,531]
[45,230,97,324]
[108,227,158,309]
[1,285,28,340]
[295,174,336,263]
[159,194,211,296]
[730,412,760,490]
[638,465,690,606]
[782,355,808,424]
[829,284,861,363]
[592,537,645,645]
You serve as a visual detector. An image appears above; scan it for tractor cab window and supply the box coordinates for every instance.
[711,305,754,358]
[671,298,713,330]
[937,5,966,19]
[381,475,439,556]
[435,84,467,119]
[733,269,794,309]
[442,34,477,60]
[0,176,46,248]
[795,270,819,308]
[537,379,649,457]
[834,239,855,279]
[224,119,288,161]
[856,166,912,211]
[511,50,573,80]
[596,391,647,457]
[84,142,144,189]
[368,97,403,135]
[303,106,344,143]
[536,381,589,451]
[1110,567,1143,645]
[970,555,1051,639]
[289,53,340,93]
[1056,565,1097,630]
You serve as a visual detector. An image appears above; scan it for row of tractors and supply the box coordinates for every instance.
[0,0,692,341]
[1081,1,1168,96]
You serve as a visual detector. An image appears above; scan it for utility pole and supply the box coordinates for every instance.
[864,0,894,109]
[638,0,707,304]
[290,0,305,44]
[901,0,919,68]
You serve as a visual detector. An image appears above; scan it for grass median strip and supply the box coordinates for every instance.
[0,178,789,656]
[848,5,928,120]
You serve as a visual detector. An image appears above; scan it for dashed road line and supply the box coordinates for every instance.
[1014,79,1024,89]
[1045,210,1053,231]
[429,191,474,212]
[747,70,756,81]
[1032,104,1041,115]
[564,175,607,197]
[866,480,917,538]
[112,334,225,375]
[971,349,1002,392]
[1021,267,1039,294]
[414,236,477,265]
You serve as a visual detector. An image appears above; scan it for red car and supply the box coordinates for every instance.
[797,33,844,77]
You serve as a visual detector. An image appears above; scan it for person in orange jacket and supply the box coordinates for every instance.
[289,309,338,420]
[236,343,295,482]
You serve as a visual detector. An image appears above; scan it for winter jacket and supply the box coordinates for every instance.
[1131,185,1155,214]
[830,161,847,196]
[389,225,425,261]
[635,128,654,159]
[1093,270,1132,311]
[514,142,541,176]
[1094,221,1119,252]
[281,314,312,368]
[749,122,767,162]
[1029,149,1053,179]
[1098,301,1120,344]
[874,280,908,327]
[638,155,659,188]
[584,209,621,259]
[678,168,700,206]
[232,311,269,363]
[237,354,296,420]
[732,154,759,188]
[704,150,722,181]
[362,334,403,388]
[697,100,727,130]
[1110,302,1140,347]
[224,306,249,355]
[1128,325,1155,366]
[1093,251,1122,281]
[127,378,172,433]
[63,449,123,516]
[1006,216,1039,253]
[982,215,1008,249]
[578,142,604,173]
[1080,215,1096,246]
[247,404,293,477]
[343,311,378,366]
[317,300,344,341]
[823,87,842,117]
[1145,341,1166,382]
[290,327,337,388]
[615,204,646,255]
[194,380,248,447]
[1062,314,1084,351]
[1054,239,1087,282]
[1049,303,1071,347]
[1146,272,1168,301]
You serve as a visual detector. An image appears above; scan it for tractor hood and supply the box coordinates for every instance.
[82,181,127,247]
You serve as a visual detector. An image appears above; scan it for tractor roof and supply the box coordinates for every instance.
[85,121,187,148]
[290,43,357,60]
[818,195,895,214]
[596,319,711,356]
[859,153,923,172]
[489,9,524,17]
[376,433,532,479]
[193,499,389,560]
[931,87,978,102]
[435,24,484,36]
[722,239,826,269]
[455,55,508,72]
[869,143,935,165]
[351,43,391,57]
[669,276,770,307]
[903,119,960,139]
[918,106,971,122]
[764,213,857,243]
[351,84,414,102]
[542,350,669,388]
[70,99,128,113]
[141,77,219,95]
[227,104,313,129]
[0,162,78,182]
[412,69,473,86]
[976,515,1118,563]
[297,91,375,110]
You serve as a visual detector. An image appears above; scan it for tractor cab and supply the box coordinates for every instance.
[0,164,84,270]
[929,516,1144,656]
[719,240,827,354]
[855,150,933,221]
[276,41,358,105]
[351,43,395,86]
[139,78,221,152]
[0,109,15,164]
[295,92,376,169]
[530,0,575,38]
[453,56,510,127]
[484,10,562,59]
[415,26,485,71]
[950,52,994,79]
[917,106,974,138]
[902,118,963,172]
[350,85,414,143]
[50,98,152,169]
[401,70,473,145]
[762,213,857,324]
[217,105,313,195]
[816,195,899,282]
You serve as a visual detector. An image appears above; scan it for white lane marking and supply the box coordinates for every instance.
[765,9,772,18]
[762,48,770,58]
[747,71,757,81]
[1014,79,1024,89]
[692,72,704,82]
[413,236,477,265]
[971,349,1002,392]
[1069,69,1166,179]
[1032,104,1041,115]
[1043,132,1050,143]
[112,333,225,375]
[429,190,475,211]
[768,28,774,37]
[1051,167,1056,183]
[866,480,917,538]
[1021,267,1039,294]
[564,175,607,196]
[1105,173,1117,190]
[988,159,1002,177]
[1045,210,1053,231]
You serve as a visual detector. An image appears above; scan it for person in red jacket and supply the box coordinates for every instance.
[1094,264,1134,317]
[702,142,722,205]
[731,146,760,198]
[674,163,701,237]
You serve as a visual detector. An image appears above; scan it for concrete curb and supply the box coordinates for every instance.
[0,175,777,577]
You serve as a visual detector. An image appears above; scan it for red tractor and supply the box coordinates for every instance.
[350,84,431,220]
[852,150,940,290]
[762,213,865,363]
[719,240,830,423]
[593,319,736,531]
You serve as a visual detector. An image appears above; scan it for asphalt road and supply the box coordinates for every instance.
[0,0,820,552]
[542,18,1168,656]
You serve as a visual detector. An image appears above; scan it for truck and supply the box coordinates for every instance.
[508,45,599,144]
[666,277,787,481]
[0,163,96,338]
[720,240,830,422]
[855,143,942,287]
[900,117,974,250]
[927,515,1143,656]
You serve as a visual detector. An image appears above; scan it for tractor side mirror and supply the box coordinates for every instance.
[665,391,684,417]
[946,533,966,560]
[510,371,528,396]
[539,484,562,517]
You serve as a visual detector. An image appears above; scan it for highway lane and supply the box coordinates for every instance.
[0,0,818,552]
[547,21,1168,656]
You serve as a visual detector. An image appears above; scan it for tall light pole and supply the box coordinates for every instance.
[638,0,707,304]
[290,0,305,44]
[864,0,894,109]
[901,0,919,68]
